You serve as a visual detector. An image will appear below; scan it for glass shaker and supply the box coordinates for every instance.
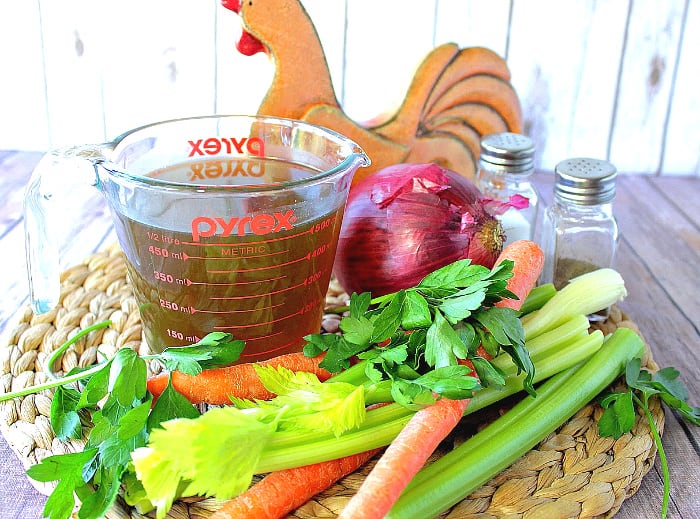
[539,158,619,319]
[477,132,539,246]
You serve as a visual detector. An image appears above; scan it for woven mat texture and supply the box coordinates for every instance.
[0,244,664,519]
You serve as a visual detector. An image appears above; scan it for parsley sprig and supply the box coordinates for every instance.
[304,258,536,405]
[23,332,244,519]
[598,357,700,519]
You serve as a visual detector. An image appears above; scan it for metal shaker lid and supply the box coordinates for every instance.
[554,158,617,205]
[479,132,535,173]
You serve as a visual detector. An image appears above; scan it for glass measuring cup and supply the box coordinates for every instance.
[24,115,370,361]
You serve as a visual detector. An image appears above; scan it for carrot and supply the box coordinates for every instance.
[337,240,544,519]
[147,352,330,405]
[495,239,545,311]
[337,397,469,519]
[210,448,382,519]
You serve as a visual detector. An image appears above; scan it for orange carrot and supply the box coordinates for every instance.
[337,397,469,519]
[337,240,545,519]
[210,448,382,519]
[495,239,545,311]
[147,352,330,405]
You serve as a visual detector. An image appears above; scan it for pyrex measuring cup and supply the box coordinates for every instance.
[24,115,369,361]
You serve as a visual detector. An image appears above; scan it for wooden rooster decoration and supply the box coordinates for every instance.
[221,0,522,184]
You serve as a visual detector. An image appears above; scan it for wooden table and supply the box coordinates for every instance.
[1,150,698,518]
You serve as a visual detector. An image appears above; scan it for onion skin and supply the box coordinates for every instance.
[334,163,506,297]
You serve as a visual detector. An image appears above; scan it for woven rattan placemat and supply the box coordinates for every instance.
[0,244,664,518]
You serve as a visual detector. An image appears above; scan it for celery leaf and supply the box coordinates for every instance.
[252,365,367,436]
[132,407,274,518]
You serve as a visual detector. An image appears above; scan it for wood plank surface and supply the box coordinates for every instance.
[661,0,700,177]
[535,172,700,518]
[507,0,629,168]
[2,1,698,175]
[608,0,687,175]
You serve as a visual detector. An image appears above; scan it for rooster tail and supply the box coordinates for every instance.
[371,44,460,143]
[374,44,523,180]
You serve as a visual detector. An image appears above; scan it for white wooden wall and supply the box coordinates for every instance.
[1,0,697,176]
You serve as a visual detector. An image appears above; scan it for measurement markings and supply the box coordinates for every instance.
[209,279,309,300]
[180,226,316,248]
[214,307,303,330]
[181,249,289,261]
[186,275,287,287]
[207,253,311,274]
[194,302,285,314]
[241,331,284,343]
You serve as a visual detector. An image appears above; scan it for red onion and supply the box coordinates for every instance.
[334,163,524,297]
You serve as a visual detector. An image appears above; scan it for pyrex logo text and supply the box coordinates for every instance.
[191,210,297,242]
[188,137,265,157]
[190,159,265,181]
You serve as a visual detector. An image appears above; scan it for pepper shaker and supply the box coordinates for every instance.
[477,132,539,246]
[539,158,619,320]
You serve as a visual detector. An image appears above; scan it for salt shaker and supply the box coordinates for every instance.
[477,132,539,246]
[539,158,619,320]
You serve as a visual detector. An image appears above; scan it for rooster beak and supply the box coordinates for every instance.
[221,0,241,13]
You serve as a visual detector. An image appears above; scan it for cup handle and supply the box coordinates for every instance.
[23,146,104,313]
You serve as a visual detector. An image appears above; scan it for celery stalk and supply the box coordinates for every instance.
[466,330,604,415]
[386,327,645,519]
[523,268,627,340]
[364,315,593,406]
[404,357,576,492]
[255,326,605,472]
[519,282,556,315]
[491,313,590,371]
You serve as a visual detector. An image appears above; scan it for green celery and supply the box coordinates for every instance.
[523,268,627,341]
[362,315,591,407]
[255,325,604,471]
[386,327,645,519]
[257,413,414,473]
[518,283,556,315]
[491,313,590,371]
[404,356,575,492]
[466,330,604,415]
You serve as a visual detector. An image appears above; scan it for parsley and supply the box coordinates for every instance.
[24,332,244,519]
[598,357,700,519]
[304,258,535,405]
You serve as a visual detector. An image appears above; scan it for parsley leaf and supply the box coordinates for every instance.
[475,307,534,396]
[27,449,98,519]
[425,310,468,367]
[155,332,245,375]
[401,291,432,328]
[50,386,83,440]
[340,315,374,346]
[370,290,406,343]
[598,390,635,439]
[304,257,532,407]
[418,259,489,295]
[109,348,147,407]
[598,358,700,519]
[147,375,201,432]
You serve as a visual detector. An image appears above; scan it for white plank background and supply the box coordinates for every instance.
[0,0,697,176]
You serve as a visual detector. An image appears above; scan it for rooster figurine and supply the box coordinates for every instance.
[221,0,522,184]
